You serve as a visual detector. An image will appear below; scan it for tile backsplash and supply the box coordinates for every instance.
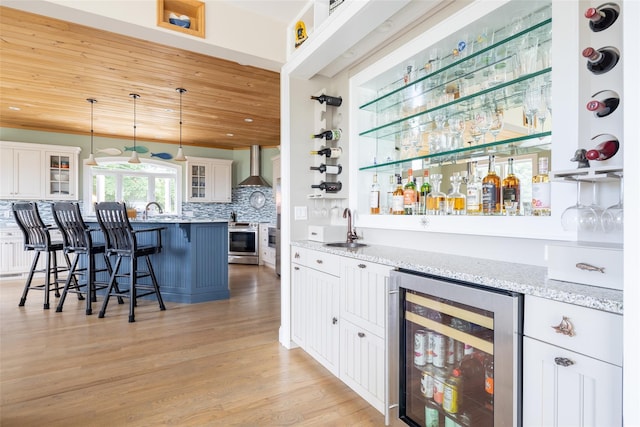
[0,186,276,227]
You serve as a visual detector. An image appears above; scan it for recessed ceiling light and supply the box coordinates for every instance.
[9,106,21,111]
[244,118,253,123]
[226,133,234,137]
[165,108,174,113]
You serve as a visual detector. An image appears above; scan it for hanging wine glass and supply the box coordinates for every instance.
[474,109,491,145]
[489,110,504,141]
[447,115,466,150]
[561,180,599,232]
[587,182,605,231]
[601,175,624,233]
[542,84,552,117]
[523,86,540,134]
[537,87,548,132]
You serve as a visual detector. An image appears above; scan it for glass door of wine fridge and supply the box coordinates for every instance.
[391,269,523,427]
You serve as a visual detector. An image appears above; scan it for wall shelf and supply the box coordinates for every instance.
[157,0,205,38]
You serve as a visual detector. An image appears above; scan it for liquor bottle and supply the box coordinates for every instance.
[391,174,405,215]
[311,181,342,193]
[387,175,395,214]
[585,6,619,32]
[586,91,620,118]
[586,138,620,160]
[532,157,551,216]
[370,174,381,215]
[420,170,431,215]
[403,169,417,215]
[447,173,466,215]
[466,161,482,215]
[427,174,446,215]
[309,164,342,174]
[502,158,520,215]
[582,47,619,75]
[311,129,342,140]
[482,156,501,215]
[310,147,342,159]
[310,94,342,107]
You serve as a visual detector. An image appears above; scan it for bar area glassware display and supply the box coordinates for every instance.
[392,270,522,427]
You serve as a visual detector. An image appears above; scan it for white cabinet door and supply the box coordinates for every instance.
[305,266,340,376]
[44,152,78,199]
[340,258,390,337]
[185,157,232,202]
[340,318,386,413]
[0,147,43,199]
[290,261,308,348]
[523,337,622,427]
[211,160,232,202]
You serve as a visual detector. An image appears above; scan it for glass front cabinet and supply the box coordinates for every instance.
[349,0,623,244]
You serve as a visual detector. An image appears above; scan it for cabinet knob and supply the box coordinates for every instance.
[554,357,575,367]
[357,264,367,269]
[358,332,366,338]
[332,317,338,325]
[316,259,323,264]
[551,316,576,337]
[294,266,299,270]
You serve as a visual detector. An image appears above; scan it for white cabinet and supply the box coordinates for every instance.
[0,228,45,277]
[290,248,340,376]
[339,257,391,414]
[185,157,232,203]
[0,141,80,200]
[258,223,275,268]
[523,296,623,427]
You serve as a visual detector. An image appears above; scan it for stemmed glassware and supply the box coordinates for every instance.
[473,109,491,144]
[561,180,599,232]
[523,86,541,134]
[447,115,466,150]
[542,84,552,117]
[537,88,548,132]
[601,176,624,233]
[488,110,504,141]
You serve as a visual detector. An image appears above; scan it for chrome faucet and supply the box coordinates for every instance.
[144,202,163,219]
[343,208,359,243]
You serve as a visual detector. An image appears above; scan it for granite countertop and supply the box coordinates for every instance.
[292,240,623,315]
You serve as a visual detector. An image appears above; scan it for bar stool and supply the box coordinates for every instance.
[94,202,166,322]
[12,202,72,309]
[51,202,119,315]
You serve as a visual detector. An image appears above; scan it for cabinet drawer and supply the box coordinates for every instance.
[291,247,307,266]
[547,243,622,290]
[305,249,340,277]
[524,295,622,366]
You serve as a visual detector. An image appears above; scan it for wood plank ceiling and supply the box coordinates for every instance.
[0,6,281,150]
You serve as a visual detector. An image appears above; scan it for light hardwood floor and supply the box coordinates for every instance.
[0,265,397,426]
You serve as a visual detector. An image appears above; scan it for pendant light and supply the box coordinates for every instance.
[128,93,141,164]
[174,87,187,161]
[85,98,98,166]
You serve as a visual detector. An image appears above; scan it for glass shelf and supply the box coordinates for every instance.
[359,132,551,172]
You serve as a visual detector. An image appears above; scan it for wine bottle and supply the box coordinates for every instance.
[391,174,405,215]
[310,94,342,107]
[310,147,342,159]
[466,161,482,215]
[311,181,342,193]
[403,168,417,215]
[370,174,381,215]
[311,129,342,140]
[586,139,619,161]
[582,47,619,75]
[309,164,342,174]
[501,158,520,215]
[482,155,501,215]
[586,91,620,118]
[532,157,551,216]
[585,6,619,32]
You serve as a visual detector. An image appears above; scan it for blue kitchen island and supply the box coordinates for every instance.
[87,219,229,304]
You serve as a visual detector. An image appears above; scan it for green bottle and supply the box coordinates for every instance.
[420,170,431,215]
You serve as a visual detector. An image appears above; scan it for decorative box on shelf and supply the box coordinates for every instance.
[157,0,205,38]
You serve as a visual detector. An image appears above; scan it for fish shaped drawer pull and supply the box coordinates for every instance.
[554,357,575,367]
[552,316,576,337]
[575,262,605,273]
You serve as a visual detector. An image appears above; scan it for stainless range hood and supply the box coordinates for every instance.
[238,145,271,187]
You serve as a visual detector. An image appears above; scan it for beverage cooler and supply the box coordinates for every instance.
[391,269,523,427]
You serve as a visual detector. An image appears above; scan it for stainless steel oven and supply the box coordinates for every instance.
[228,222,259,265]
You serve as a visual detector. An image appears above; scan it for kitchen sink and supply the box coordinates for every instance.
[324,242,367,248]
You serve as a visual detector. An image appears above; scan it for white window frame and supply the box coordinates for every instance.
[83,157,182,216]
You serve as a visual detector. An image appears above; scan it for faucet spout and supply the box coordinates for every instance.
[343,208,359,243]
[144,202,163,219]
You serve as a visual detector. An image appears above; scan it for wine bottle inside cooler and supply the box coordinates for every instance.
[311,181,342,193]
[585,6,619,32]
[586,90,620,118]
[310,94,342,107]
[582,47,620,75]
[586,138,619,161]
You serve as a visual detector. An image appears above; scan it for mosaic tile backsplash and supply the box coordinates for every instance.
[0,186,276,227]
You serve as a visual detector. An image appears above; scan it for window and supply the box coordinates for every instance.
[84,158,182,215]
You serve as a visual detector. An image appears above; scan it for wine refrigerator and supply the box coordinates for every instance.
[390,269,523,427]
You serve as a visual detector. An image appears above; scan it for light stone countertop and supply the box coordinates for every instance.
[291,240,623,315]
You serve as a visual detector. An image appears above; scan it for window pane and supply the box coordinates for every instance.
[123,175,149,210]
[155,177,176,214]
[92,174,116,204]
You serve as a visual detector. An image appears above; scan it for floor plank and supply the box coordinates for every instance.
[0,265,399,426]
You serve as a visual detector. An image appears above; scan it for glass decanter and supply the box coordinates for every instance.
[447,173,466,215]
[427,173,446,215]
